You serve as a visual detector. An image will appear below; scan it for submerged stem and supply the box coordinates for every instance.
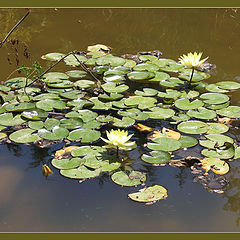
[189,67,195,88]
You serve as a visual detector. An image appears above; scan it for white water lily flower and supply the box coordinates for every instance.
[101,129,136,150]
[179,52,208,68]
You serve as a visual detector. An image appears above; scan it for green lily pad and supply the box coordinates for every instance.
[60,118,83,129]
[71,146,105,157]
[47,80,74,89]
[96,55,126,67]
[41,52,65,61]
[206,84,229,93]
[128,185,168,203]
[139,55,158,62]
[0,132,7,139]
[171,113,190,122]
[111,171,146,187]
[52,157,85,170]
[205,102,230,110]
[124,96,157,109]
[101,82,129,93]
[201,142,235,159]
[179,136,198,148]
[127,71,154,81]
[205,134,234,144]
[135,88,158,97]
[36,99,66,111]
[158,89,181,99]
[89,97,112,110]
[9,128,41,143]
[177,120,208,134]
[216,106,240,118]
[5,77,32,89]
[124,59,137,68]
[67,129,101,143]
[200,158,230,175]
[187,107,216,120]
[145,107,175,119]
[180,90,199,99]
[98,93,123,101]
[74,80,95,88]
[141,151,171,164]
[206,123,229,134]
[93,65,110,74]
[148,137,182,152]
[159,77,185,88]
[200,93,229,105]
[96,115,114,123]
[44,118,60,130]
[42,72,69,83]
[60,166,101,179]
[133,63,159,72]
[33,93,60,101]
[66,110,98,123]
[87,44,110,52]
[5,102,35,112]
[60,90,84,100]
[65,70,87,79]
[22,109,48,120]
[159,61,184,73]
[118,108,149,121]
[149,72,170,82]
[64,54,87,66]
[174,98,204,110]
[0,113,26,126]
[38,126,69,140]
[67,99,93,109]
[234,146,240,159]
[103,75,125,83]
[28,120,44,130]
[179,69,210,82]
[216,81,240,90]
[82,120,101,129]
[112,117,135,128]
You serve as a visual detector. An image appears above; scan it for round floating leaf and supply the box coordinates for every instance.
[103,75,125,83]
[9,128,41,143]
[36,99,66,111]
[124,96,157,109]
[205,134,233,144]
[135,88,158,97]
[0,132,7,139]
[5,102,35,112]
[93,65,110,74]
[101,82,129,93]
[44,118,60,130]
[234,146,240,159]
[87,44,110,52]
[60,118,83,129]
[96,115,114,123]
[22,109,48,120]
[118,108,149,121]
[98,93,123,101]
[96,55,126,67]
[66,110,98,123]
[74,80,95,88]
[112,117,135,128]
[216,81,240,90]
[179,136,198,148]
[145,107,175,119]
[200,158,230,175]
[148,137,182,152]
[201,142,235,159]
[47,80,74,89]
[200,93,229,105]
[128,185,168,203]
[60,166,101,179]
[207,123,229,134]
[187,107,216,120]
[33,93,60,101]
[159,77,185,88]
[139,55,158,62]
[159,61,184,73]
[60,90,84,100]
[42,72,69,83]
[205,102,230,110]
[158,89,181,99]
[133,63,159,72]
[5,77,32,89]
[179,69,210,82]
[149,72,170,82]
[0,113,26,126]
[177,120,208,134]
[41,52,65,61]
[89,97,112,110]
[65,70,87,79]
[206,84,229,93]
[38,126,69,140]
[171,113,190,122]
[85,58,97,66]
[71,146,105,157]
[104,69,125,77]
[82,120,101,129]
[111,171,146,187]
[216,106,240,118]
[141,151,171,164]
[174,98,204,110]
[180,90,199,99]
[127,71,154,81]
[52,157,85,170]
[67,129,101,143]
[64,54,87,66]
[28,120,44,130]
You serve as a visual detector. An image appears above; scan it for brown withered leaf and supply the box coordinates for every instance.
[133,123,153,132]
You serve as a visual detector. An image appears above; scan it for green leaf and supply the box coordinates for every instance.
[74,80,95,88]
[179,136,198,148]
[42,72,69,83]
[41,52,65,61]
[141,151,171,164]
[101,82,129,93]
[148,137,181,152]
[5,77,32,89]
[159,77,185,88]
[200,93,229,105]
[112,117,135,127]
[135,88,158,97]
[65,70,87,79]
[216,81,240,90]
[64,54,88,66]
[96,55,126,67]
[67,129,101,143]
[124,96,157,109]
[111,171,146,187]
[0,113,26,126]
[174,98,204,110]
[216,106,240,118]
[145,107,175,119]
[177,120,208,134]
[9,128,41,143]
[133,63,160,71]
[38,126,69,140]
[127,71,154,81]
[118,108,149,121]
[5,102,35,112]
[206,123,229,134]
[52,157,85,170]
[128,185,168,203]
[179,69,210,82]
[22,108,48,120]
[187,107,216,120]
[36,99,66,111]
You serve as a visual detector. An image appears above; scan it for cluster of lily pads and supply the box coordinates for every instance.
[1,44,240,203]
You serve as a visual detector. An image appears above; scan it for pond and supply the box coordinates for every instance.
[0,8,240,232]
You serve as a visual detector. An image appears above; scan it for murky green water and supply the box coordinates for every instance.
[0,8,240,232]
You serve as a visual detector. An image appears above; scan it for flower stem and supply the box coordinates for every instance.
[116,146,119,158]
[189,67,195,88]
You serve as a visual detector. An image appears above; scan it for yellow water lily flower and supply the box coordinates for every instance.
[179,52,208,69]
[101,129,136,150]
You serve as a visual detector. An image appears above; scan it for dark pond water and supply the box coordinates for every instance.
[0,8,240,232]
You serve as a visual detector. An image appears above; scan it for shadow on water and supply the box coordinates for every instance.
[0,8,240,232]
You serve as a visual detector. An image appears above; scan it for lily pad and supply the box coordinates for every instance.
[216,106,240,118]
[158,89,181,99]
[177,120,208,134]
[128,185,168,203]
[179,136,198,148]
[5,102,35,112]
[36,99,66,111]
[65,70,87,79]
[216,81,240,90]
[112,117,135,128]
[174,98,204,110]
[41,52,65,61]
[124,96,157,109]
[111,171,146,187]
[159,77,185,88]
[38,126,69,140]
[127,71,154,81]
[101,82,129,93]
[64,54,88,66]
[147,137,181,152]
[141,151,171,164]
[60,118,84,129]
[200,158,230,175]
[96,55,126,67]
[9,128,41,143]
[67,129,101,143]
[52,157,85,170]
[66,110,98,123]
[206,84,229,93]
[42,72,69,83]
[98,93,124,101]
[145,107,175,119]
[22,109,48,120]
[0,113,26,126]
[5,77,32,89]
[133,63,159,72]
[28,120,44,130]
[118,108,149,121]
[200,93,229,105]
[103,75,125,83]
[187,107,216,120]
[135,88,158,97]
[47,80,74,89]
[74,80,95,88]
[206,123,229,134]
[149,72,170,82]
[179,69,210,82]
[60,90,84,100]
